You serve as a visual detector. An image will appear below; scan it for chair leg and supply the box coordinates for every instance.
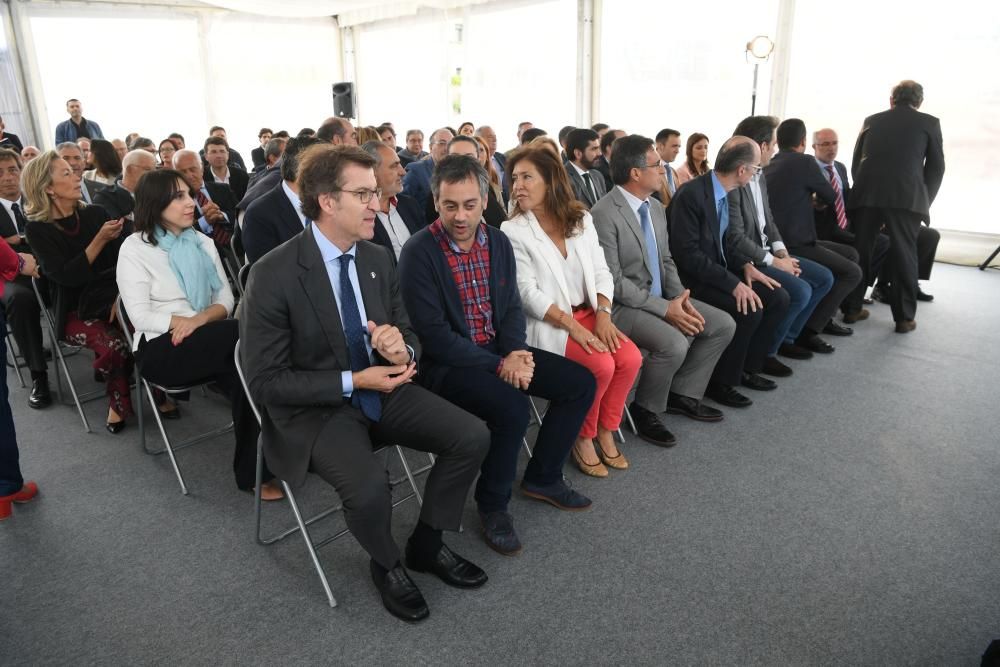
[144,382,188,495]
[394,445,424,507]
[980,244,1000,270]
[623,404,638,435]
[5,333,25,388]
[283,482,337,608]
[522,437,533,458]
[52,338,91,433]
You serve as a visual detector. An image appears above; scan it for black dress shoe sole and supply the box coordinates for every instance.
[705,390,753,408]
[741,377,777,391]
[380,598,430,623]
[822,325,854,337]
[106,421,126,434]
[802,344,834,354]
[665,405,724,423]
[28,397,53,409]
[405,559,489,589]
[521,488,594,510]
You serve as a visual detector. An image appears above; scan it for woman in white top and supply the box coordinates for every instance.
[117,169,280,499]
[502,147,642,478]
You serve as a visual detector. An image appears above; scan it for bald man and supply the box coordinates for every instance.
[93,149,156,220]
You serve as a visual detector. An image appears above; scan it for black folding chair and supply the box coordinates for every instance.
[234,340,434,608]
[116,297,233,495]
[979,243,1000,270]
[4,325,26,388]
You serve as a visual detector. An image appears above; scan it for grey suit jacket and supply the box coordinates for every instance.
[592,186,685,318]
[725,175,785,268]
[239,224,420,487]
[566,162,608,209]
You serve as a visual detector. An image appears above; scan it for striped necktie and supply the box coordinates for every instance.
[825,165,849,230]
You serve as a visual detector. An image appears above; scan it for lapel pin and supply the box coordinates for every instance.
[370,272,376,279]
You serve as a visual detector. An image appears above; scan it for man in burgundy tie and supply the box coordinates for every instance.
[811,128,891,313]
[172,149,237,248]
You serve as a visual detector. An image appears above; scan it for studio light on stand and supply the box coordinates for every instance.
[746,35,774,115]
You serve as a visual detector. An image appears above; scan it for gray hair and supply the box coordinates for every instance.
[264,137,285,160]
[55,141,82,155]
[361,140,389,166]
[714,137,756,174]
[430,154,489,201]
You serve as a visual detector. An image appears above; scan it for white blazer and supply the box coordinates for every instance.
[501,209,614,355]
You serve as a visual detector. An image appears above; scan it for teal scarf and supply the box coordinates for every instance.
[155,227,222,312]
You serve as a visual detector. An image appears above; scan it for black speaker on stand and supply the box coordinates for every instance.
[332,82,356,119]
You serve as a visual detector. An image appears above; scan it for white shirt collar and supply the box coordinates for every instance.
[616,185,648,219]
[569,161,589,177]
[281,180,308,227]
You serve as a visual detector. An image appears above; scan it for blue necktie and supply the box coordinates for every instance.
[666,167,675,195]
[638,201,662,298]
[337,255,381,422]
[716,197,729,266]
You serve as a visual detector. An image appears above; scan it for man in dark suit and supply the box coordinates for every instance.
[241,137,321,264]
[197,126,247,172]
[565,128,608,210]
[402,127,452,219]
[0,117,23,153]
[249,127,272,170]
[668,137,790,408]
[593,135,735,440]
[474,125,508,205]
[0,148,49,408]
[811,128,891,308]
[594,129,624,192]
[360,141,426,261]
[764,119,862,344]
[240,145,489,623]
[849,80,945,332]
[173,149,237,248]
[93,149,156,220]
[203,136,249,200]
[399,155,594,556]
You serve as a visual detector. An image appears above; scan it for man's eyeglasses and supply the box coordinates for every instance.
[748,164,763,174]
[640,162,664,171]
[337,187,382,204]
[816,141,838,148]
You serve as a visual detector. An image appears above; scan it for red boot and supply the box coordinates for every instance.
[0,481,39,520]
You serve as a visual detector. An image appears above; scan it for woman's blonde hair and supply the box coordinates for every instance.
[21,150,83,222]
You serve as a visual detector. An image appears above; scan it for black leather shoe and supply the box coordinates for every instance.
[796,335,835,354]
[478,511,522,556]
[761,356,793,378]
[28,379,52,409]
[741,372,777,391]
[665,393,724,422]
[917,288,934,302]
[823,321,853,337]
[106,419,126,434]
[777,342,813,360]
[628,403,677,447]
[370,561,429,622]
[405,542,488,589]
[705,383,752,407]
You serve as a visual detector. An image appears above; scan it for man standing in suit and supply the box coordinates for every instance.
[764,119,862,345]
[402,127,452,218]
[173,149,237,248]
[811,128,891,308]
[565,128,607,210]
[668,137,790,408]
[240,145,489,622]
[54,99,104,144]
[474,125,508,205]
[0,148,49,408]
[250,128,272,171]
[242,137,319,264]
[849,80,945,332]
[593,135,735,440]
[93,149,155,220]
[361,141,426,261]
[203,137,249,201]
[399,155,595,556]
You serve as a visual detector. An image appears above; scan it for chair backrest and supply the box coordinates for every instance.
[113,295,136,350]
[231,224,245,269]
[233,339,263,426]
[238,263,251,293]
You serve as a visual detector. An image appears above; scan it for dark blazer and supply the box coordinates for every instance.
[566,163,608,209]
[241,163,283,211]
[593,155,613,192]
[199,148,247,173]
[423,186,506,228]
[763,150,836,248]
[242,182,305,263]
[850,105,945,221]
[401,157,435,214]
[373,193,425,258]
[0,201,29,252]
[667,172,740,294]
[250,146,266,170]
[724,176,786,267]
[239,226,419,488]
[397,224,526,393]
[204,166,249,200]
[92,183,135,221]
[0,133,23,152]
[813,160,856,244]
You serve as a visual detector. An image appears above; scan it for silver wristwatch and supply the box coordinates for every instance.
[597,305,612,315]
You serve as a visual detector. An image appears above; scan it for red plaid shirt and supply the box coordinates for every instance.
[429,219,495,346]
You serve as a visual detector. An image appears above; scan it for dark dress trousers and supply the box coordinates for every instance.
[0,203,46,375]
[667,173,789,386]
[241,182,304,264]
[375,193,426,260]
[239,226,489,569]
[398,225,594,514]
[850,104,945,321]
[765,152,862,323]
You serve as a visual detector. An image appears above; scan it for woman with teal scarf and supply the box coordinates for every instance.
[116,169,281,500]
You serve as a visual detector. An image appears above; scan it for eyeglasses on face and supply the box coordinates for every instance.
[336,187,382,204]
[816,141,838,148]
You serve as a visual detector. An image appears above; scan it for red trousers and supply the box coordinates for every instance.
[563,309,642,439]
[63,312,134,418]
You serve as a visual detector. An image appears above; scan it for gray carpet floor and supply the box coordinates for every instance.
[3,262,999,666]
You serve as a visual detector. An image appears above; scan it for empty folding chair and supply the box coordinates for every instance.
[115,297,233,495]
[234,340,433,608]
